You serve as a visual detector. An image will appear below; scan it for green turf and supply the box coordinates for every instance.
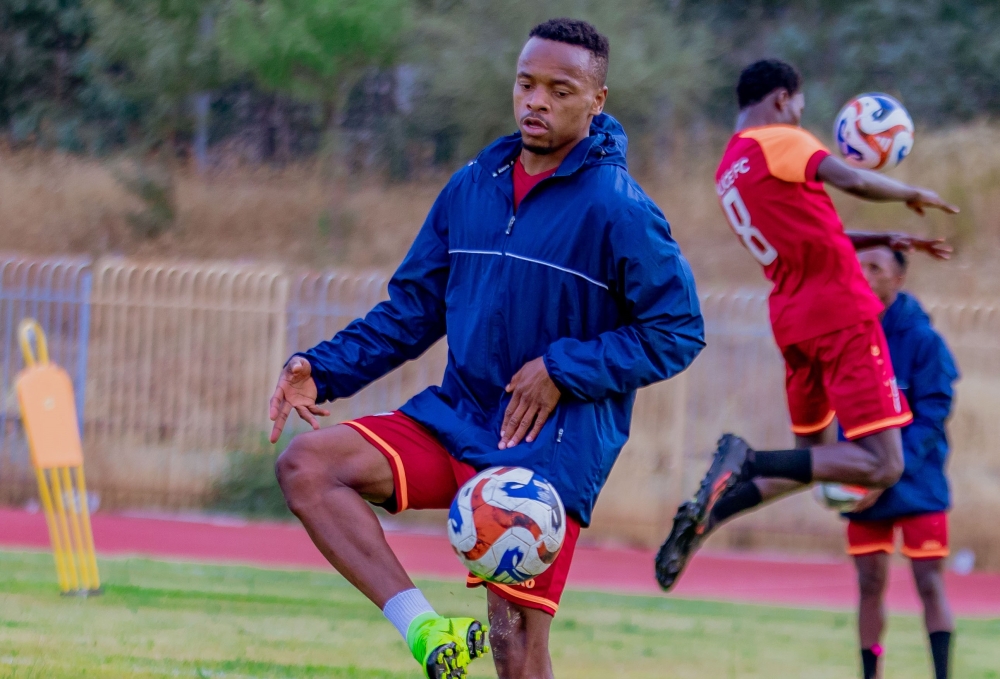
[1,551,998,678]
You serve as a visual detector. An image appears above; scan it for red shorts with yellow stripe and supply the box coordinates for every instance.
[847,512,949,560]
[342,411,580,617]
[782,318,912,440]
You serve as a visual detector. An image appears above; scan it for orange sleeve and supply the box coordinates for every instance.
[739,126,830,183]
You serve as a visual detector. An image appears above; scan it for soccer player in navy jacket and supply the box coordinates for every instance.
[266,18,704,679]
[849,246,959,679]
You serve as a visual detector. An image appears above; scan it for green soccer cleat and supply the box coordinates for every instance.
[406,612,489,679]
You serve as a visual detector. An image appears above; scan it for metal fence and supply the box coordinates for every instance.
[0,256,91,506]
[82,259,289,507]
[0,255,998,566]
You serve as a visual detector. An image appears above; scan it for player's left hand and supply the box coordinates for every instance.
[886,233,954,260]
[905,188,959,216]
[499,357,561,450]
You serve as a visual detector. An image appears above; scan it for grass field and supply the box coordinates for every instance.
[1,551,999,678]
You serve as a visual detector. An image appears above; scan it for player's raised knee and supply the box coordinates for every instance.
[276,425,395,512]
[274,434,323,510]
[274,429,352,507]
[855,432,904,487]
[870,445,904,488]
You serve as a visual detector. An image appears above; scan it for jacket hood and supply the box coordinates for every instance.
[475,112,628,178]
[883,291,930,335]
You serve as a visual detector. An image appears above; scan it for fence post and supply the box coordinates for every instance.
[75,271,93,430]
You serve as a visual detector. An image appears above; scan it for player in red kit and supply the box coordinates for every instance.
[656,59,958,591]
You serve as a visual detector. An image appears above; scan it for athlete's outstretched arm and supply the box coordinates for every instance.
[846,231,953,260]
[817,155,959,215]
[269,184,453,441]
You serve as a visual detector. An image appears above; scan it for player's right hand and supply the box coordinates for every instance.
[268,356,330,443]
[905,188,959,216]
[886,233,954,260]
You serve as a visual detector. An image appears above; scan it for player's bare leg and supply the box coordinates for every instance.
[656,425,903,590]
[855,551,890,677]
[752,425,904,503]
[806,427,904,488]
[276,425,488,677]
[912,558,954,679]
[487,590,554,679]
[275,424,412,605]
[913,558,954,635]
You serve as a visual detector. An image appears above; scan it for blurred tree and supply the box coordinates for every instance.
[220,0,408,258]
[221,0,409,163]
[673,0,1000,130]
[86,0,231,238]
[0,0,128,151]
[406,0,716,169]
[3,0,1000,175]
[86,0,227,148]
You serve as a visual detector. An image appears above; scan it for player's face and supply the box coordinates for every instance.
[513,38,607,155]
[788,91,805,125]
[858,247,905,307]
[776,89,805,126]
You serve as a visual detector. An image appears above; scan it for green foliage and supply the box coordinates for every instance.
[0,0,127,151]
[211,436,291,519]
[86,0,227,142]
[3,0,1000,170]
[116,158,177,238]
[221,0,409,105]
[407,0,716,164]
[675,0,1000,128]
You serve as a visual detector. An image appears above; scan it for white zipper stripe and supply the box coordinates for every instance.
[448,249,609,290]
[504,253,610,290]
[448,249,503,257]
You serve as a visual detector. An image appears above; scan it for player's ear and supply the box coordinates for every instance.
[774,89,790,112]
[591,86,608,116]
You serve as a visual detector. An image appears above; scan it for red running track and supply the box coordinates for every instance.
[2,507,997,617]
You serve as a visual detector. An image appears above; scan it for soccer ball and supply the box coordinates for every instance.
[813,482,871,512]
[833,93,915,171]
[447,466,566,585]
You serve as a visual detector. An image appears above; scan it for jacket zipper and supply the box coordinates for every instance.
[500,215,517,254]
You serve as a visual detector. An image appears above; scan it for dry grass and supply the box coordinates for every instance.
[1,123,998,294]
[0,150,440,271]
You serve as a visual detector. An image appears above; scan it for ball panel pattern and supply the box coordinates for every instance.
[834,93,914,171]
[446,466,567,584]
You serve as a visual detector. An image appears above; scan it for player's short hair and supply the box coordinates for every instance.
[529,18,609,86]
[737,59,802,109]
[893,249,908,272]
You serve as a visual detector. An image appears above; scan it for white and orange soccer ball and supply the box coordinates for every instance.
[813,482,873,512]
[447,466,566,585]
[834,93,915,171]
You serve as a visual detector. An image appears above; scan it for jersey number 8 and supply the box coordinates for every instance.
[721,187,778,266]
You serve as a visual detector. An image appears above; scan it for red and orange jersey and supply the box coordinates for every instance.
[715,124,883,346]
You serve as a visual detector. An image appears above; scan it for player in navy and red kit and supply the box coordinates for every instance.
[268,18,704,679]
[656,59,958,591]
[848,246,958,679]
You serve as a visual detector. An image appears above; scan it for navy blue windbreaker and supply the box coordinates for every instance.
[846,292,959,521]
[299,114,705,526]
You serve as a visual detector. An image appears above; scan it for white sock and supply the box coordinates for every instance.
[382,588,436,641]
